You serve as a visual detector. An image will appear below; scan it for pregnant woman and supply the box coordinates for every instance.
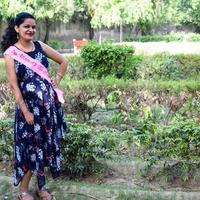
[1,12,67,200]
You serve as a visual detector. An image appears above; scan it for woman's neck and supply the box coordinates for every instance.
[15,40,34,52]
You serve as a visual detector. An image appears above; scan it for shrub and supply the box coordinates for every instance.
[0,119,124,176]
[188,33,200,41]
[137,54,200,80]
[0,119,13,162]
[124,34,184,42]
[80,41,137,79]
[48,39,65,50]
[61,122,131,176]
[62,122,97,176]
[135,115,200,181]
[0,60,6,83]
[67,55,86,80]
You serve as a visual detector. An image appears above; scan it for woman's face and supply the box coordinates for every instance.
[15,18,36,41]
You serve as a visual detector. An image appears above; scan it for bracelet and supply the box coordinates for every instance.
[56,72,63,79]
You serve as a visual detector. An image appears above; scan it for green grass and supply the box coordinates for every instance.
[116,191,176,200]
[0,174,194,200]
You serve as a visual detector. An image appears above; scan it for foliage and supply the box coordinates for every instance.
[0,119,132,176]
[124,34,184,42]
[89,0,153,28]
[2,52,200,82]
[48,39,65,50]
[63,82,106,121]
[62,122,98,176]
[80,42,136,79]
[137,53,200,80]
[0,0,75,22]
[67,55,86,80]
[134,110,200,181]
[124,33,200,42]
[176,0,200,26]
[0,60,7,82]
[0,119,13,162]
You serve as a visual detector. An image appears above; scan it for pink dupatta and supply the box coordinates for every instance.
[4,46,64,103]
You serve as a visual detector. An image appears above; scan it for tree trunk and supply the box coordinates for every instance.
[87,16,94,40]
[99,29,102,44]
[120,24,123,42]
[44,18,51,43]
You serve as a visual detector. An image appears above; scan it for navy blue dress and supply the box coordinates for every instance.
[13,41,66,189]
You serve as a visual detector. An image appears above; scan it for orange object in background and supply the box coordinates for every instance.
[73,38,88,54]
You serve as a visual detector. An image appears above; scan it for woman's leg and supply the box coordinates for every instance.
[18,171,34,199]
[19,170,33,192]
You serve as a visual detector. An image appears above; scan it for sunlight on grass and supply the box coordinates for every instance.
[117,42,200,55]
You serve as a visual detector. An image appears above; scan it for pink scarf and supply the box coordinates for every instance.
[4,46,64,103]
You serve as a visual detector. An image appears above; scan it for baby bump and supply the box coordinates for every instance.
[21,80,55,101]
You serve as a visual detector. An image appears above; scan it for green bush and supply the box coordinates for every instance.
[187,33,200,41]
[0,118,136,176]
[137,54,200,80]
[124,33,200,42]
[0,60,6,82]
[124,34,184,42]
[135,114,200,181]
[80,42,137,79]
[48,39,65,50]
[0,119,13,161]
[67,55,86,80]
[62,122,97,176]
[61,122,133,176]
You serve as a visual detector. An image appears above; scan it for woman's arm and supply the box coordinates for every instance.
[38,41,68,86]
[4,55,34,125]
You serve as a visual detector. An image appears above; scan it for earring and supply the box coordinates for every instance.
[17,33,19,39]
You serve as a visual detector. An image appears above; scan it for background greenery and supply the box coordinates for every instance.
[1,41,200,199]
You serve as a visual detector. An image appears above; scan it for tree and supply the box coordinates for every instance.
[89,0,182,35]
[74,0,96,39]
[176,0,200,32]
[137,0,181,34]
[25,0,75,42]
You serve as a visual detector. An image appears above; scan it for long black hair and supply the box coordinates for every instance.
[1,12,35,52]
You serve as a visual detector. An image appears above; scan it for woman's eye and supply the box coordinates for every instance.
[24,25,36,29]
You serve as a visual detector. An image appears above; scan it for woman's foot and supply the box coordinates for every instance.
[36,187,53,200]
[18,191,34,200]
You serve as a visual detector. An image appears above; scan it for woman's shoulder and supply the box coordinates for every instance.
[33,40,46,53]
[33,40,42,48]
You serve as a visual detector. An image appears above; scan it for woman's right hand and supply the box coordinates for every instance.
[24,111,34,125]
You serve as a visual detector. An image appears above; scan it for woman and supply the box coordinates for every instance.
[1,12,67,200]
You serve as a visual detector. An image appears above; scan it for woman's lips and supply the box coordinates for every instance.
[26,33,34,36]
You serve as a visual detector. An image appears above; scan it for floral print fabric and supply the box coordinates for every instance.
[13,41,66,189]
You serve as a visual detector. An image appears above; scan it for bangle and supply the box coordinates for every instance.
[56,72,63,79]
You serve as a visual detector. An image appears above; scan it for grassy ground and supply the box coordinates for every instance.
[1,156,200,200]
[1,165,200,200]
[115,42,200,55]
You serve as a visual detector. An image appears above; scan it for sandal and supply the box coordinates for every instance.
[36,187,55,200]
[17,191,34,200]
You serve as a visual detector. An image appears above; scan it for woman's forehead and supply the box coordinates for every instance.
[21,18,36,25]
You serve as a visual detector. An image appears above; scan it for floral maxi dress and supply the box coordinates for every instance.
[13,41,67,189]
